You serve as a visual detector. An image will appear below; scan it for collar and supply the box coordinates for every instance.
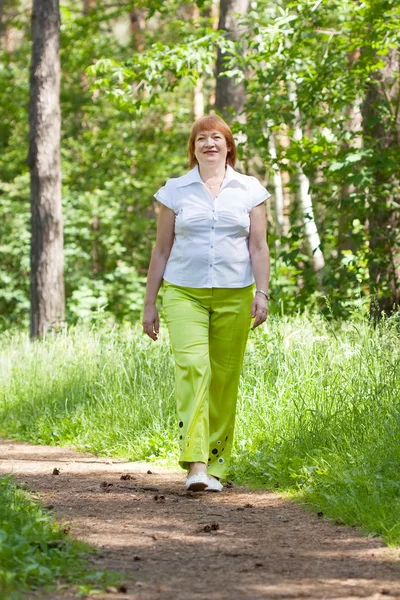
[175,164,247,188]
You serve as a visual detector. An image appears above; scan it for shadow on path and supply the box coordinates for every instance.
[1,439,399,600]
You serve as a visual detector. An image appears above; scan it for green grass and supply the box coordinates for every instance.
[0,475,122,599]
[234,314,400,544]
[1,313,400,546]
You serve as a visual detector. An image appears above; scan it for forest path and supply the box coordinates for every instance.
[1,438,399,600]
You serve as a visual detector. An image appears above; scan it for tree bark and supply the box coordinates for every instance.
[338,96,363,254]
[192,5,205,120]
[362,48,400,313]
[0,0,4,40]
[287,79,325,272]
[28,0,65,338]
[194,76,205,120]
[215,0,249,117]
[130,9,145,52]
[338,50,363,255]
[82,0,95,15]
[267,129,285,238]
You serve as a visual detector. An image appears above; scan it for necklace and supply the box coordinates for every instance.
[205,180,223,189]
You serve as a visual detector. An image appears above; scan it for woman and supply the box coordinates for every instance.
[142,114,270,492]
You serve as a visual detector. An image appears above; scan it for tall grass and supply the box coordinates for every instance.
[234,314,400,544]
[1,314,399,544]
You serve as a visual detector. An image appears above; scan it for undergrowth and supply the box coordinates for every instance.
[0,312,399,546]
[0,475,122,599]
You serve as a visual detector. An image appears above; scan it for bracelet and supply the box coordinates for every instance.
[255,289,270,300]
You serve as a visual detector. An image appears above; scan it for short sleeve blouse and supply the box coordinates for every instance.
[154,165,270,288]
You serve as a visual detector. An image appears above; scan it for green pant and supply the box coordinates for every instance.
[162,281,254,479]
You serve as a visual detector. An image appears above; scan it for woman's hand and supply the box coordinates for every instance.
[251,293,268,329]
[142,303,160,341]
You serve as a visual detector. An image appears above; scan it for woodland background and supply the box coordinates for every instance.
[1,5,400,593]
[0,0,399,331]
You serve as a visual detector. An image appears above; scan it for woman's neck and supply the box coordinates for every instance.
[198,163,227,183]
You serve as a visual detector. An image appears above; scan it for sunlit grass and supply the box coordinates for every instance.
[1,312,399,545]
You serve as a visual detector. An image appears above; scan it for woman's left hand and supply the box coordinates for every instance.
[251,294,268,329]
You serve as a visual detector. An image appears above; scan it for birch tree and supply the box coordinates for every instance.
[287,79,325,272]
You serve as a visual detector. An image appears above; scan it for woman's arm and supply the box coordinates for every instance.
[249,203,270,328]
[142,205,175,340]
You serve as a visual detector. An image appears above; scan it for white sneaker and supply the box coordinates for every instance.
[185,471,209,492]
[206,475,223,492]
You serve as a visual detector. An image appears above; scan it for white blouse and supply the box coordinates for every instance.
[154,165,270,288]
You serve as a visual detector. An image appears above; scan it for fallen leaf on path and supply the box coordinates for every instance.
[202,522,220,532]
[154,494,165,503]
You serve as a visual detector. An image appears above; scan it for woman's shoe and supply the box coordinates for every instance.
[206,475,223,492]
[185,471,209,492]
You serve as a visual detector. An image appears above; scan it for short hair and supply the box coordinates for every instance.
[187,114,237,169]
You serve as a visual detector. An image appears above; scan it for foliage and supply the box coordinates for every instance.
[0,475,122,598]
[240,0,400,316]
[1,315,400,544]
[0,0,399,330]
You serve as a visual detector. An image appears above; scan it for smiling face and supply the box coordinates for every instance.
[194,129,230,169]
[187,114,237,169]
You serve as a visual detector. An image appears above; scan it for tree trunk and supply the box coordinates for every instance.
[267,129,285,238]
[28,0,65,338]
[0,0,4,40]
[338,50,363,255]
[192,5,205,120]
[215,0,249,117]
[130,9,145,52]
[194,77,205,120]
[338,96,363,254]
[362,48,400,313]
[82,0,95,15]
[287,79,325,272]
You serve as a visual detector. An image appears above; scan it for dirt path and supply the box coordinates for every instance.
[1,439,400,600]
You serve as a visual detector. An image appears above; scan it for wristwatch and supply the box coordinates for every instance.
[255,289,270,300]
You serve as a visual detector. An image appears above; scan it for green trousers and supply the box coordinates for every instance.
[162,281,254,479]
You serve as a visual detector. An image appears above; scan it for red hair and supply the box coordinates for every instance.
[187,114,237,169]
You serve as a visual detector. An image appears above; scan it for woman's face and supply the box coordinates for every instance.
[194,129,229,169]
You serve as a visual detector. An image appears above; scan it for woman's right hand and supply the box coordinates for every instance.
[142,303,159,341]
